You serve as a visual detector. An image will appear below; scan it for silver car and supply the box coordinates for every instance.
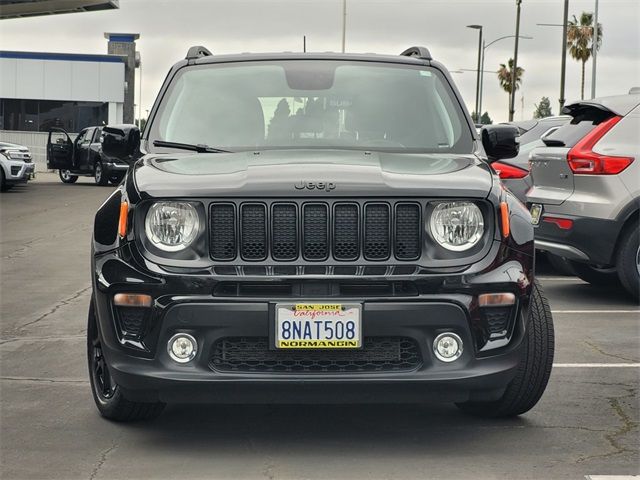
[527,93,640,300]
[499,116,569,203]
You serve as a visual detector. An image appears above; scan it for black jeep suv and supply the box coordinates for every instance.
[89,46,554,421]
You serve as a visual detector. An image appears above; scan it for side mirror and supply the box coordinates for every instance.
[481,124,520,162]
[101,124,141,164]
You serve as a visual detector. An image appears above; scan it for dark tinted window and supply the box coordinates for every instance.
[0,99,108,133]
[544,108,613,147]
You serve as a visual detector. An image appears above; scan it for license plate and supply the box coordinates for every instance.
[530,203,543,225]
[275,303,361,349]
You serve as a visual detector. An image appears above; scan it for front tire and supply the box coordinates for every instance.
[94,161,109,186]
[109,174,124,185]
[87,299,165,421]
[568,260,619,286]
[456,280,554,417]
[616,221,639,301]
[59,169,78,184]
[1,169,11,191]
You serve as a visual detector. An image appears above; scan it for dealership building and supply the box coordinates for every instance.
[0,1,140,168]
[0,50,126,133]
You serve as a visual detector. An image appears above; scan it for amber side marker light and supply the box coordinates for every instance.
[500,201,510,238]
[118,201,128,238]
[113,293,153,308]
[478,292,516,307]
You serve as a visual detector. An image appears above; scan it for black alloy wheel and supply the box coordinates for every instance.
[59,169,78,183]
[94,161,109,186]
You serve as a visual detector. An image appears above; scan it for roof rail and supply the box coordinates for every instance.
[185,46,213,61]
[400,46,432,61]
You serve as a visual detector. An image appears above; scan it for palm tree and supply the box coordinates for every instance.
[497,59,524,116]
[567,12,603,100]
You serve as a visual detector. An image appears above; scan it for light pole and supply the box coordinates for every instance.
[138,58,143,129]
[467,25,483,123]
[473,35,532,124]
[560,0,569,109]
[591,0,599,98]
[509,0,523,122]
[539,0,570,111]
[341,0,346,53]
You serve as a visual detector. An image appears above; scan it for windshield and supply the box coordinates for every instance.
[148,60,473,154]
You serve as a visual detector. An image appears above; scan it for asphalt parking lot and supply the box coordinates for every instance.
[1,173,638,480]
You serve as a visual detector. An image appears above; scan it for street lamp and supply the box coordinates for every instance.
[476,35,532,124]
[467,25,483,123]
[341,0,347,53]
[509,0,523,122]
[591,0,599,99]
[537,0,570,111]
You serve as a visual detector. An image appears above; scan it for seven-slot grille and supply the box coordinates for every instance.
[209,201,422,262]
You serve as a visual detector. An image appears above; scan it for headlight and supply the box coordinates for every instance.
[429,201,484,251]
[145,202,199,251]
[1,150,23,160]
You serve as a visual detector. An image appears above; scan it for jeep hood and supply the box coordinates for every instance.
[133,149,493,198]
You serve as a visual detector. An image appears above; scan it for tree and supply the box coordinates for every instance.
[533,97,553,118]
[497,59,524,116]
[567,12,603,100]
[472,111,493,125]
[135,117,147,133]
[480,112,493,125]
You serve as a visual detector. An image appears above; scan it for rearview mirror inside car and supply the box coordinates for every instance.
[481,124,520,162]
[101,124,141,164]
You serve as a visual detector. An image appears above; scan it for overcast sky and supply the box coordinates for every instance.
[1,0,638,123]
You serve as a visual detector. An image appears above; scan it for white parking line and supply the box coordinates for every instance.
[554,363,640,368]
[538,276,583,281]
[585,475,640,479]
[551,310,640,314]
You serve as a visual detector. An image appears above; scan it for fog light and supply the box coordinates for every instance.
[168,333,197,363]
[433,332,463,362]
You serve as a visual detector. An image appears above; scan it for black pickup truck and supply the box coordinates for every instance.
[88,46,554,422]
[47,125,129,185]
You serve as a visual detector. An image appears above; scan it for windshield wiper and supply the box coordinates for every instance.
[153,140,231,153]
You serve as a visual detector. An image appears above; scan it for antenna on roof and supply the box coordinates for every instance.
[400,46,432,61]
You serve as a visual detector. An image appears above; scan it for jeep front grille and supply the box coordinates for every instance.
[209,200,422,262]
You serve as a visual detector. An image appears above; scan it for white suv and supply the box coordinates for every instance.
[0,141,35,192]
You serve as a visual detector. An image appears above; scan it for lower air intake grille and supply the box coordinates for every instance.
[482,307,513,336]
[210,336,422,373]
[116,307,146,338]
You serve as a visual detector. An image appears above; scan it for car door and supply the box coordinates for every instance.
[88,127,103,169]
[74,128,94,171]
[46,128,73,170]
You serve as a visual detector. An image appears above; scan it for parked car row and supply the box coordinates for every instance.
[0,141,35,192]
[523,92,639,301]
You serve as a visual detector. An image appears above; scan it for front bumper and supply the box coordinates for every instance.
[2,160,35,184]
[103,162,129,176]
[93,242,533,404]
